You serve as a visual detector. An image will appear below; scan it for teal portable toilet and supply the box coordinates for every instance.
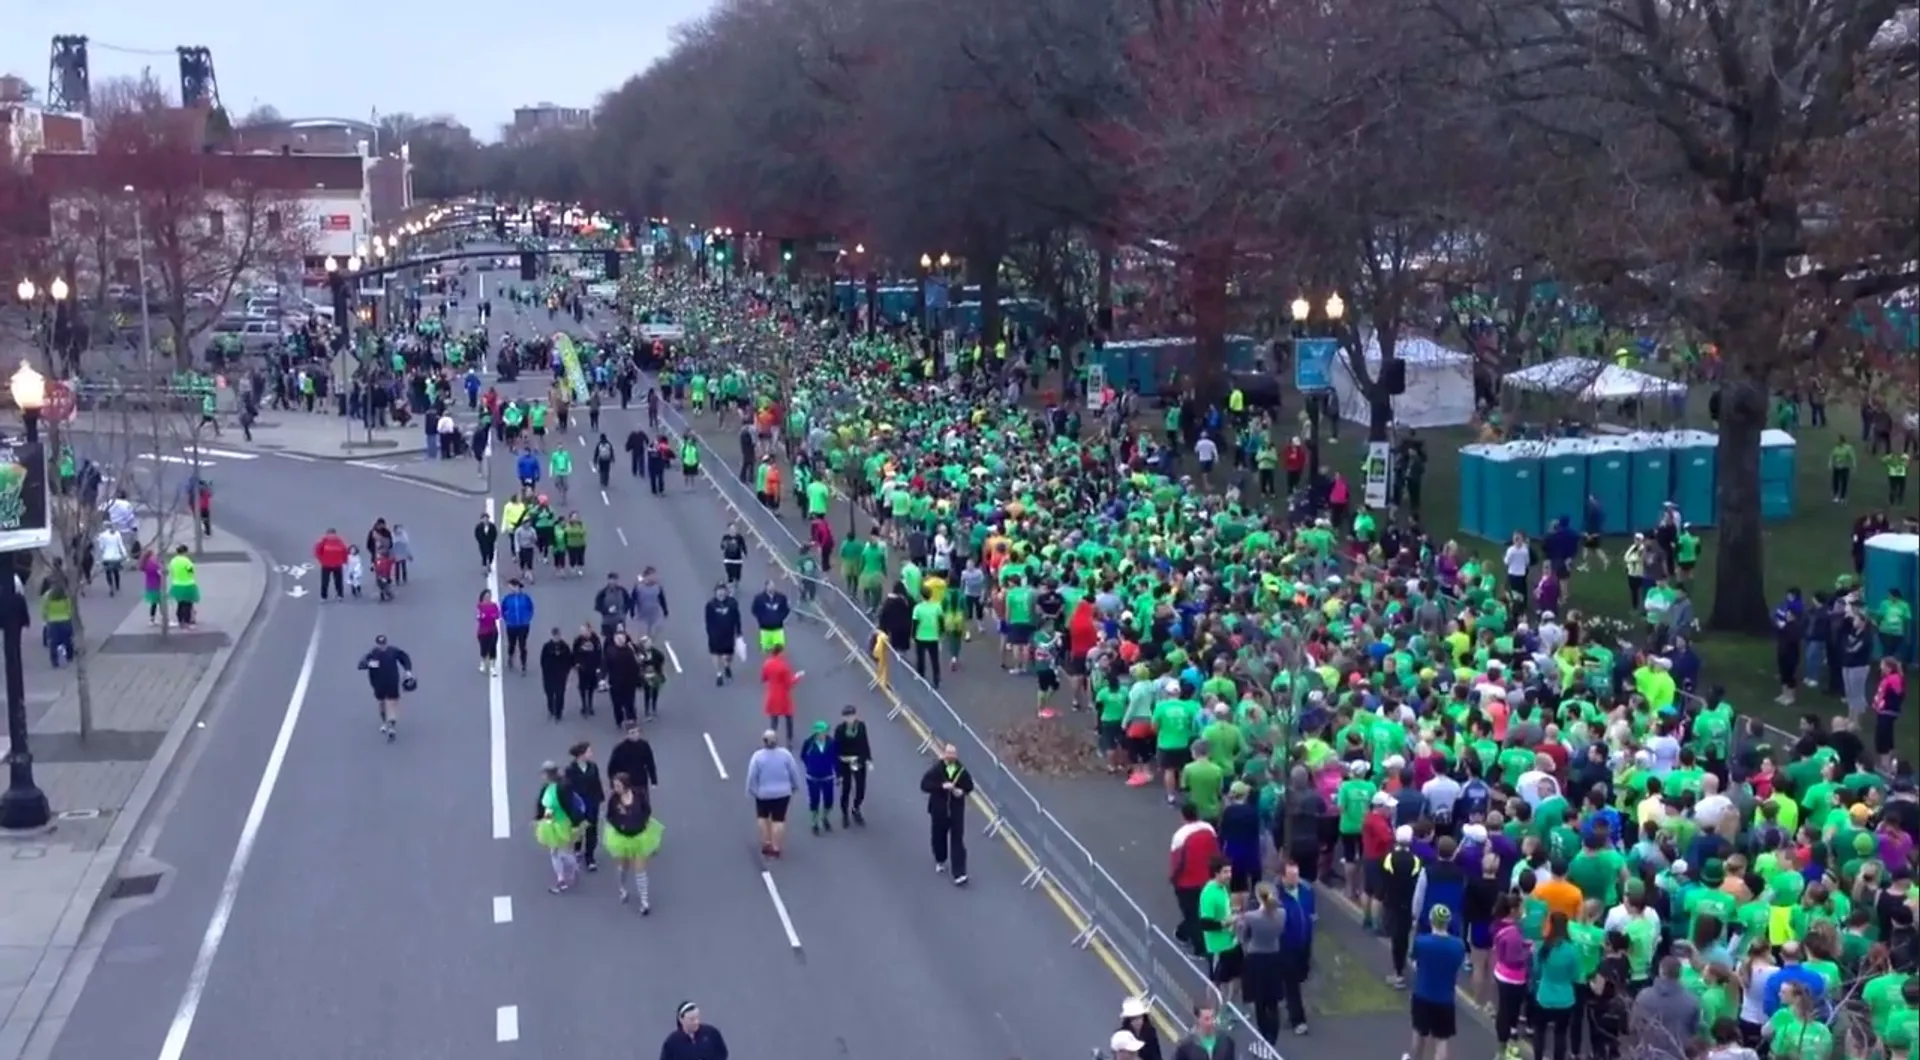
[1540,439,1590,533]
[1759,428,1798,520]
[1482,443,1544,540]
[1625,432,1672,532]
[1583,436,1634,535]
[1864,533,1919,664]
[1669,429,1719,527]
[1458,444,1492,540]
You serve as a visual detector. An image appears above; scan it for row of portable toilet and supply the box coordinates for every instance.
[1865,533,1919,664]
[1458,429,1800,541]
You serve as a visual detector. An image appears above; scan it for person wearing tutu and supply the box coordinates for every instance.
[166,546,199,629]
[533,762,582,893]
[604,772,663,913]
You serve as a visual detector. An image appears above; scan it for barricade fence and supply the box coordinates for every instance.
[655,408,1283,1059]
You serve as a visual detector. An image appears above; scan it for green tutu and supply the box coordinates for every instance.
[602,817,664,861]
[169,583,201,604]
[143,588,162,605]
[534,815,576,850]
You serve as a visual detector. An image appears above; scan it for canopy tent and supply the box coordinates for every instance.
[1329,335,1476,429]
[1501,356,1688,402]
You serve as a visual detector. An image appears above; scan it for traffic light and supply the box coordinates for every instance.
[604,250,621,281]
[714,239,730,266]
[779,238,795,264]
[519,251,537,281]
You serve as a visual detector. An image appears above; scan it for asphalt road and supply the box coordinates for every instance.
[42,274,1131,1060]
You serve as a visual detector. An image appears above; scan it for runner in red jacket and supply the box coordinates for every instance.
[314,529,350,600]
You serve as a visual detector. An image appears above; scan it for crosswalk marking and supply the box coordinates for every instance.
[193,447,262,461]
[139,454,218,466]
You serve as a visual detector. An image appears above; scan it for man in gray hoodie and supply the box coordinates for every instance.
[1628,957,1700,1059]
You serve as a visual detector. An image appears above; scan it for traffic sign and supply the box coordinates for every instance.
[43,380,76,424]
[1294,337,1339,392]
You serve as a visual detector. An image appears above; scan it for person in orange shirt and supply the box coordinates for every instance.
[762,461,783,512]
[760,644,803,744]
[1534,869,1583,922]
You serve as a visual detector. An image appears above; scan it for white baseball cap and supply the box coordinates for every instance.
[1395,825,1414,843]
[1112,1029,1147,1053]
[1120,997,1150,1019]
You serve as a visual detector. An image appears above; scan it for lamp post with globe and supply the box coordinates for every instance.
[0,362,51,831]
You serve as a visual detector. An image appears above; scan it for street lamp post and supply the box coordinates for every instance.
[0,362,50,831]
[1290,293,1346,503]
[14,279,70,373]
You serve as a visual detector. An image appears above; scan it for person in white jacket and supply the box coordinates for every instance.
[95,526,129,596]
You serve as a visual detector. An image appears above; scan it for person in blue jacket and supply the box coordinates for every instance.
[501,579,535,673]
[1544,516,1579,579]
[1274,858,1316,1036]
[516,446,541,488]
[798,721,838,834]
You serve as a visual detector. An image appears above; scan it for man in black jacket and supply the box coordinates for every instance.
[625,427,650,478]
[832,703,872,827]
[566,741,605,872]
[609,721,659,792]
[475,511,499,572]
[658,1001,728,1060]
[538,629,572,722]
[595,573,632,642]
[919,743,975,885]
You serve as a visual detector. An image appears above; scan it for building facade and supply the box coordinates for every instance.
[510,103,591,140]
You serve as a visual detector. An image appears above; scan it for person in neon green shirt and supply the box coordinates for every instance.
[548,446,573,501]
[167,546,200,628]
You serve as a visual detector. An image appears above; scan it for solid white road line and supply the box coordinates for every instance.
[486,496,511,840]
[761,871,803,949]
[616,527,628,547]
[195,447,262,461]
[276,452,320,463]
[492,896,514,924]
[156,622,323,1060]
[495,1006,520,1042]
[702,732,729,780]
[600,489,610,507]
[382,473,467,499]
[663,641,682,673]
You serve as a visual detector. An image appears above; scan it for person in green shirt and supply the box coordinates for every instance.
[910,595,942,679]
[1002,577,1036,671]
[1876,588,1911,661]
[548,446,573,502]
[1195,860,1239,981]
[1151,683,1198,801]
[1765,980,1835,1060]
[1565,831,1627,908]
[1828,437,1856,502]
[1886,450,1910,505]
[167,546,201,628]
[1181,740,1227,821]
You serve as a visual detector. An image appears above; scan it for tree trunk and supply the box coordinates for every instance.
[1707,375,1770,633]
[70,602,94,741]
[976,249,1004,357]
[1095,231,1114,335]
[1189,245,1230,405]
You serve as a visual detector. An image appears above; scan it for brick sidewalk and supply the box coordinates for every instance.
[0,518,270,1057]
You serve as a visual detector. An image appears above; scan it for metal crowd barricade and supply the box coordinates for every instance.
[656,406,1281,1058]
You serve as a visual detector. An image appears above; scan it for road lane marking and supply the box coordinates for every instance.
[495,1006,519,1042]
[761,871,803,949]
[600,489,610,506]
[702,732,728,779]
[195,447,262,460]
[492,896,513,924]
[663,641,682,673]
[276,452,319,463]
[617,527,628,547]
[382,473,467,498]
[157,622,323,1060]
[578,435,588,449]
[486,496,511,840]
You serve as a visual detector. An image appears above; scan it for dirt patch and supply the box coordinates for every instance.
[990,714,1106,778]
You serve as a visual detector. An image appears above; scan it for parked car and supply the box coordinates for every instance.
[210,315,282,351]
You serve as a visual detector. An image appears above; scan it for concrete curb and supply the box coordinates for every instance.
[7,535,273,1049]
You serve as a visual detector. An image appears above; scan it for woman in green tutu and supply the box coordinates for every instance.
[533,762,581,893]
[603,771,662,912]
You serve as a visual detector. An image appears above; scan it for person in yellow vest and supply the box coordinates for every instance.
[1228,386,1246,433]
[1886,450,1909,505]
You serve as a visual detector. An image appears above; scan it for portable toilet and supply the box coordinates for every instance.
[1482,443,1544,540]
[1540,439,1591,533]
[1668,429,1719,527]
[1583,435,1635,535]
[1458,444,1492,540]
[1625,432,1673,532]
[1759,428,1798,520]
[1863,533,1920,664]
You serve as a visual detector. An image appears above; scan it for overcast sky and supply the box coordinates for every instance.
[5,0,714,135]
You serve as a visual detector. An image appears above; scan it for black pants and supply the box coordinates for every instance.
[103,561,122,594]
[574,815,600,867]
[1494,980,1529,1044]
[1278,950,1308,1029]
[1832,466,1852,498]
[929,812,967,876]
[641,683,661,717]
[836,764,867,812]
[1174,886,1205,955]
[610,686,637,726]
[505,626,530,669]
[577,673,598,713]
[913,640,941,686]
[1244,951,1284,1041]
[478,540,495,569]
[631,452,644,476]
[1386,905,1414,976]
[478,632,499,662]
[542,682,566,719]
[321,566,345,599]
[1531,1003,1572,1060]
[648,467,666,494]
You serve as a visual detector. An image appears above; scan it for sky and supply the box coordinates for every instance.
[6,0,715,136]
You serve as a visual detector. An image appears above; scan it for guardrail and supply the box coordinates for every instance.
[654,403,1283,1059]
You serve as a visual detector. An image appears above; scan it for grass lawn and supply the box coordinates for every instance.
[1304,392,1908,739]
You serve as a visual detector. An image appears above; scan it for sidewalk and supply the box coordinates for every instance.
[0,516,270,1058]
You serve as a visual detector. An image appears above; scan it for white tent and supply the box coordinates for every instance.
[1329,335,1476,429]
[1501,356,1688,402]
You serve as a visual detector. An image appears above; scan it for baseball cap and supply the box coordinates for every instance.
[1111,1030,1146,1053]
[1394,825,1414,844]
[1372,792,1394,807]
[1120,997,1150,1019]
